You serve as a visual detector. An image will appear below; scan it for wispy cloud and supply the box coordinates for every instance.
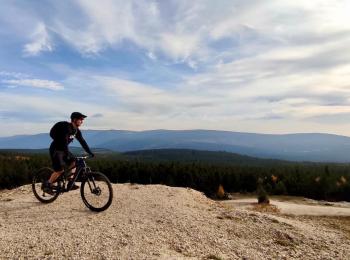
[23,22,53,56]
[2,78,64,91]
[0,71,30,79]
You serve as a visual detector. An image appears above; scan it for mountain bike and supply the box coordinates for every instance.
[32,155,113,212]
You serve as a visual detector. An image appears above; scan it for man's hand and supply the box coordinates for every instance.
[89,153,95,158]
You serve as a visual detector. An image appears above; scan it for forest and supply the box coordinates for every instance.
[0,149,349,201]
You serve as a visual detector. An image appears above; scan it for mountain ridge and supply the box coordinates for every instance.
[1,129,350,162]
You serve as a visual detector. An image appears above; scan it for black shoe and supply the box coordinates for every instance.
[42,181,55,195]
[68,180,79,190]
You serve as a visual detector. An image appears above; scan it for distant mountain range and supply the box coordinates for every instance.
[1,129,350,162]
[123,149,291,166]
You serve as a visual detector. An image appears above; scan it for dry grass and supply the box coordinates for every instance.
[251,203,281,214]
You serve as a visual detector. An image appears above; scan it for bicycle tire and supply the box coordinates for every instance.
[80,171,113,212]
[32,167,60,203]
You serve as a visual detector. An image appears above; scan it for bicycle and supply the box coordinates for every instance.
[32,155,113,212]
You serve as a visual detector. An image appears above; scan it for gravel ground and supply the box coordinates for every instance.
[0,184,349,259]
[222,198,350,216]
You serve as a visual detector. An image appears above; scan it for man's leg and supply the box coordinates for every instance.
[48,151,65,185]
[43,169,63,194]
[66,158,79,190]
[48,170,64,184]
[66,151,76,177]
[67,161,76,180]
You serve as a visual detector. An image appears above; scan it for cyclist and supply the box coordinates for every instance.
[43,112,94,193]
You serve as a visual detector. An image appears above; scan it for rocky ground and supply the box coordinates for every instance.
[0,184,349,259]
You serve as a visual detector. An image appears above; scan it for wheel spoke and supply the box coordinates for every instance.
[81,172,113,212]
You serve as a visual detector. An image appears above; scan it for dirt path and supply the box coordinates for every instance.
[223,198,350,216]
[0,184,349,259]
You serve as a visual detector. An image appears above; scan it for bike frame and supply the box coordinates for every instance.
[57,155,92,193]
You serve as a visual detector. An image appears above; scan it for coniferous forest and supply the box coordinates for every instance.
[0,149,349,202]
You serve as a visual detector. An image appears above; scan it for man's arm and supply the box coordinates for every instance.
[76,129,94,156]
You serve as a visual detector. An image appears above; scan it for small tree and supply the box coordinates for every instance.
[257,177,269,204]
[217,184,225,198]
[216,184,228,199]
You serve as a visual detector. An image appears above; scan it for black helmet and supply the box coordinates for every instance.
[70,112,87,120]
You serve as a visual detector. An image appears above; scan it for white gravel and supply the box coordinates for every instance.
[0,184,349,259]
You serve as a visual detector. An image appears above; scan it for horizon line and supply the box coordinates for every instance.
[0,129,349,138]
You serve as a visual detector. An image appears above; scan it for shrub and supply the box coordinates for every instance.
[216,184,226,199]
[257,177,269,204]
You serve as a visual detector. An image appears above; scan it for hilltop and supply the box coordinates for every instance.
[0,184,349,259]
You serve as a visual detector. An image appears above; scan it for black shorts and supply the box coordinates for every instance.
[50,149,75,172]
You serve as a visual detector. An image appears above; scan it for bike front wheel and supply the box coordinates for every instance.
[80,172,113,212]
[32,167,60,203]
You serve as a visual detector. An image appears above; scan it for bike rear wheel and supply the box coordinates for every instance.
[32,167,60,203]
[80,172,113,212]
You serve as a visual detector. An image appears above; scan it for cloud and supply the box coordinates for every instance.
[2,1,350,136]
[97,76,220,115]
[2,79,64,91]
[0,70,64,91]
[91,113,103,118]
[0,71,30,79]
[21,1,207,64]
[0,110,49,122]
[23,22,53,56]
[0,91,114,135]
[307,113,350,124]
[147,52,157,61]
[4,0,350,68]
[32,62,350,135]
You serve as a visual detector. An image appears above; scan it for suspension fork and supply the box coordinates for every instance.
[86,172,97,192]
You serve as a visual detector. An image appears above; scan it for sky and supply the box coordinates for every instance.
[1,0,350,137]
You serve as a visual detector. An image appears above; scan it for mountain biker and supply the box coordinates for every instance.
[43,112,94,194]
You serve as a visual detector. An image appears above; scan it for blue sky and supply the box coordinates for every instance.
[1,0,350,137]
